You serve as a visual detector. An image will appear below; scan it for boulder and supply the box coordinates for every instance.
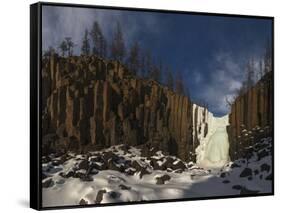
[95,189,106,204]
[260,163,271,173]
[79,198,88,205]
[119,184,131,190]
[240,187,259,195]
[155,174,171,185]
[240,168,252,178]
[232,185,242,190]
[78,159,89,170]
[42,178,54,188]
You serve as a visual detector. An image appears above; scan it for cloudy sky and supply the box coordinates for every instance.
[42,5,272,116]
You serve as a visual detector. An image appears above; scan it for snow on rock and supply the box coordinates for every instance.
[193,104,230,169]
[42,137,272,207]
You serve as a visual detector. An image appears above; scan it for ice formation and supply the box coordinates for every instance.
[193,104,230,168]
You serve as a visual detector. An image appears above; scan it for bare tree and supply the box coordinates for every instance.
[65,37,74,57]
[139,52,146,78]
[127,41,140,75]
[175,71,185,95]
[111,21,126,62]
[165,67,174,90]
[58,40,67,57]
[246,58,255,89]
[148,58,162,82]
[264,39,272,73]
[43,46,56,58]
[144,50,152,78]
[81,29,90,56]
[90,21,107,57]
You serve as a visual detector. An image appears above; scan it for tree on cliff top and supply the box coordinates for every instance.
[165,67,174,91]
[90,21,107,57]
[127,41,140,75]
[81,29,90,56]
[246,58,255,89]
[175,71,185,95]
[59,40,67,57]
[149,60,162,82]
[111,21,126,62]
[264,39,272,74]
[65,37,75,57]
[43,46,56,58]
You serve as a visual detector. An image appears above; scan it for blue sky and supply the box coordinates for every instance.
[42,5,272,116]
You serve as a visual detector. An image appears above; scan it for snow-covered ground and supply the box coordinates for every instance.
[42,136,272,207]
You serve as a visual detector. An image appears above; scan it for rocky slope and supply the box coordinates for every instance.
[42,136,272,207]
[227,71,273,160]
[42,55,199,161]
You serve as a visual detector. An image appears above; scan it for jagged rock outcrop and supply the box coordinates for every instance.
[42,55,197,161]
[227,71,273,160]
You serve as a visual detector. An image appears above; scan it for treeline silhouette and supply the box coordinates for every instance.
[43,20,187,96]
[225,40,272,106]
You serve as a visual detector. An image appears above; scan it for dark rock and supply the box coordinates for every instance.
[108,191,121,199]
[119,144,130,153]
[42,173,48,179]
[89,155,104,163]
[56,179,65,184]
[93,162,108,170]
[220,172,228,178]
[131,160,144,171]
[103,151,119,163]
[81,175,93,182]
[156,174,171,184]
[125,168,136,176]
[171,160,186,171]
[260,163,271,173]
[232,185,242,190]
[254,169,259,175]
[42,178,54,188]
[79,198,88,205]
[265,173,272,181]
[240,168,252,178]
[222,180,230,184]
[174,169,183,173]
[95,189,106,204]
[230,163,241,169]
[119,184,131,190]
[139,167,151,179]
[150,158,165,170]
[108,160,124,172]
[64,170,75,178]
[162,157,175,169]
[78,159,89,170]
[240,187,259,195]
[74,170,86,179]
[52,160,61,166]
[258,150,269,160]
[248,176,253,181]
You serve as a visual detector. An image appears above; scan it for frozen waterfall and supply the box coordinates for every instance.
[193,104,230,169]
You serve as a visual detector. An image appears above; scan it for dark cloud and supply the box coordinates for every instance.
[42,5,272,116]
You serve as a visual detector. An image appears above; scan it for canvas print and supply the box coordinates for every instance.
[39,3,273,208]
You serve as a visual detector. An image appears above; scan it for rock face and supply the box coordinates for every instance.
[42,55,199,161]
[227,71,273,160]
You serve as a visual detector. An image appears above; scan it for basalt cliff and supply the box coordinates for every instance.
[227,71,273,160]
[42,55,199,161]
[42,55,273,162]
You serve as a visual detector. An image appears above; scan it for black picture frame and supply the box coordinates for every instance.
[30,2,274,210]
